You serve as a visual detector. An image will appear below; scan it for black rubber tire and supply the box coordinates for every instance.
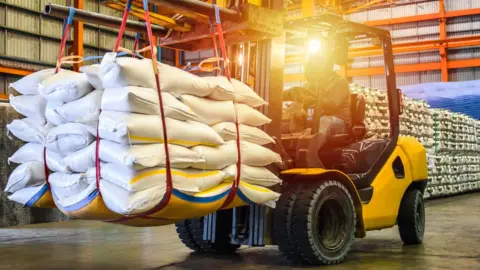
[273,183,307,264]
[291,180,356,265]
[398,189,425,245]
[175,210,240,254]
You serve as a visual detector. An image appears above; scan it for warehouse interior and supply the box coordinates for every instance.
[1,0,480,269]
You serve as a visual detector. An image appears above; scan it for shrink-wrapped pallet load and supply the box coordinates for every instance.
[350,83,480,199]
[4,55,281,225]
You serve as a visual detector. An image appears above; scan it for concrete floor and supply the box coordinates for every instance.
[0,193,479,270]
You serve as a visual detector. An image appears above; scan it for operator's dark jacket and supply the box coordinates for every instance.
[284,72,352,128]
[306,72,352,127]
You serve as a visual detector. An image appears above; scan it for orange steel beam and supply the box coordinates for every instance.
[364,8,480,27]
[0,94,8,100]
[284,59,480,81]
[285,35,480,63]
[346,59,480,77]
[345,0,386,14]
[104,1,191,32]
[439,0,448,82]
[0,66,33,76]
[73,0,84,72]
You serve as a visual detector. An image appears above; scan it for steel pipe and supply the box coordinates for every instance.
[44,4,168,36]
[148,0,242,21]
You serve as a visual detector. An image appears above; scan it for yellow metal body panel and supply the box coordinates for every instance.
[362,146,412,230]
[398,136,428,181]
[280,136,428,234]
[247,0,263,6]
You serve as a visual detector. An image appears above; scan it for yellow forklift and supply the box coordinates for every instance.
[47,1,429,265]
[175,13,429,265]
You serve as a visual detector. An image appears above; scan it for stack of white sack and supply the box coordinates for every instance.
[5,68,76,207]
[5,55,283,221]
[49,56,281,219]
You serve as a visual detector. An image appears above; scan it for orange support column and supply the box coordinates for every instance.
[175,50,180,67]
[73,0,84,72]
[439,0,448,82]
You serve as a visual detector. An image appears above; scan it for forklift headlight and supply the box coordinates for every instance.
[308,39,322,54]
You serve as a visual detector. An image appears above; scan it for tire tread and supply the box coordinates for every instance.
[291,180,356,265]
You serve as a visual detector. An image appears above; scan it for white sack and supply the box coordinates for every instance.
[100,179,162,216]
[7,118,52,143]
[194,182,280,208]
[212,122,275,145]
[101,86,197,121]
[100,163,227,193]
[63,140,206,172]
[55,89,103,122]
[99,110,224,147]
[45,123,94,154]
[50,172,97,209]
[180,95,271,126]
[230,79,266,108]
[8,184,48,205]
[9,94,46,122]
[204,76,235,101]
[49,172,93,201]
[236,103,271,127]
[191,141,282,170]
[238,181,280,208]
[99,140,204,169]
[62,143,96,173]
[5,161,45,194]
[46,101,68,126]
[39,71,93,103]
[100,55,231,97]
[9,143,70,173]
[80,64,103,89]
[9,68,57,95]
[205,77,266,108]
[224,164,281,187]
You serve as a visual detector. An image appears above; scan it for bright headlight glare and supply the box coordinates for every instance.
[308,39,321,54]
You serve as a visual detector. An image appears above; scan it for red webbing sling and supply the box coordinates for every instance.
[45,8,76,189]
[210,5,242,209]
[109,0,173,222]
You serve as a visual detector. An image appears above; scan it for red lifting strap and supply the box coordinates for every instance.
[48,8,76,189]
[210,5,242,209]
[110,0,173,223]
[208,18,221,76]
[55,8,75,74]
[43,148,50,188]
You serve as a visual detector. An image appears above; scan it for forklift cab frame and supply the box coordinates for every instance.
[281,14,403,194]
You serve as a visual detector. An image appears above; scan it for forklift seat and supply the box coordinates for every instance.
[325,93,366,147]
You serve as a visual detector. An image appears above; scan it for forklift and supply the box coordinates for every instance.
[175,14,429,265]
[46,1,428,265]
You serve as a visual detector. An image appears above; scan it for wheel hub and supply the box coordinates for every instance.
[317,198,348,251]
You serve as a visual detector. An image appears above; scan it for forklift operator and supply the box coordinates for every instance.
[283,40,352,168]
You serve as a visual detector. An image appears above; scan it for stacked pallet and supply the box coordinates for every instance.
[426,110,480,199]
[350,83,480,199]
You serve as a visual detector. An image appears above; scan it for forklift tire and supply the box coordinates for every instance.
[175,211,240,254]
[273,183,306,264]
[291,180,356,265]
[398,189,425,245]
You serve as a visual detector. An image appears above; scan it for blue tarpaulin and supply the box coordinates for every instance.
[400,80,480,119]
